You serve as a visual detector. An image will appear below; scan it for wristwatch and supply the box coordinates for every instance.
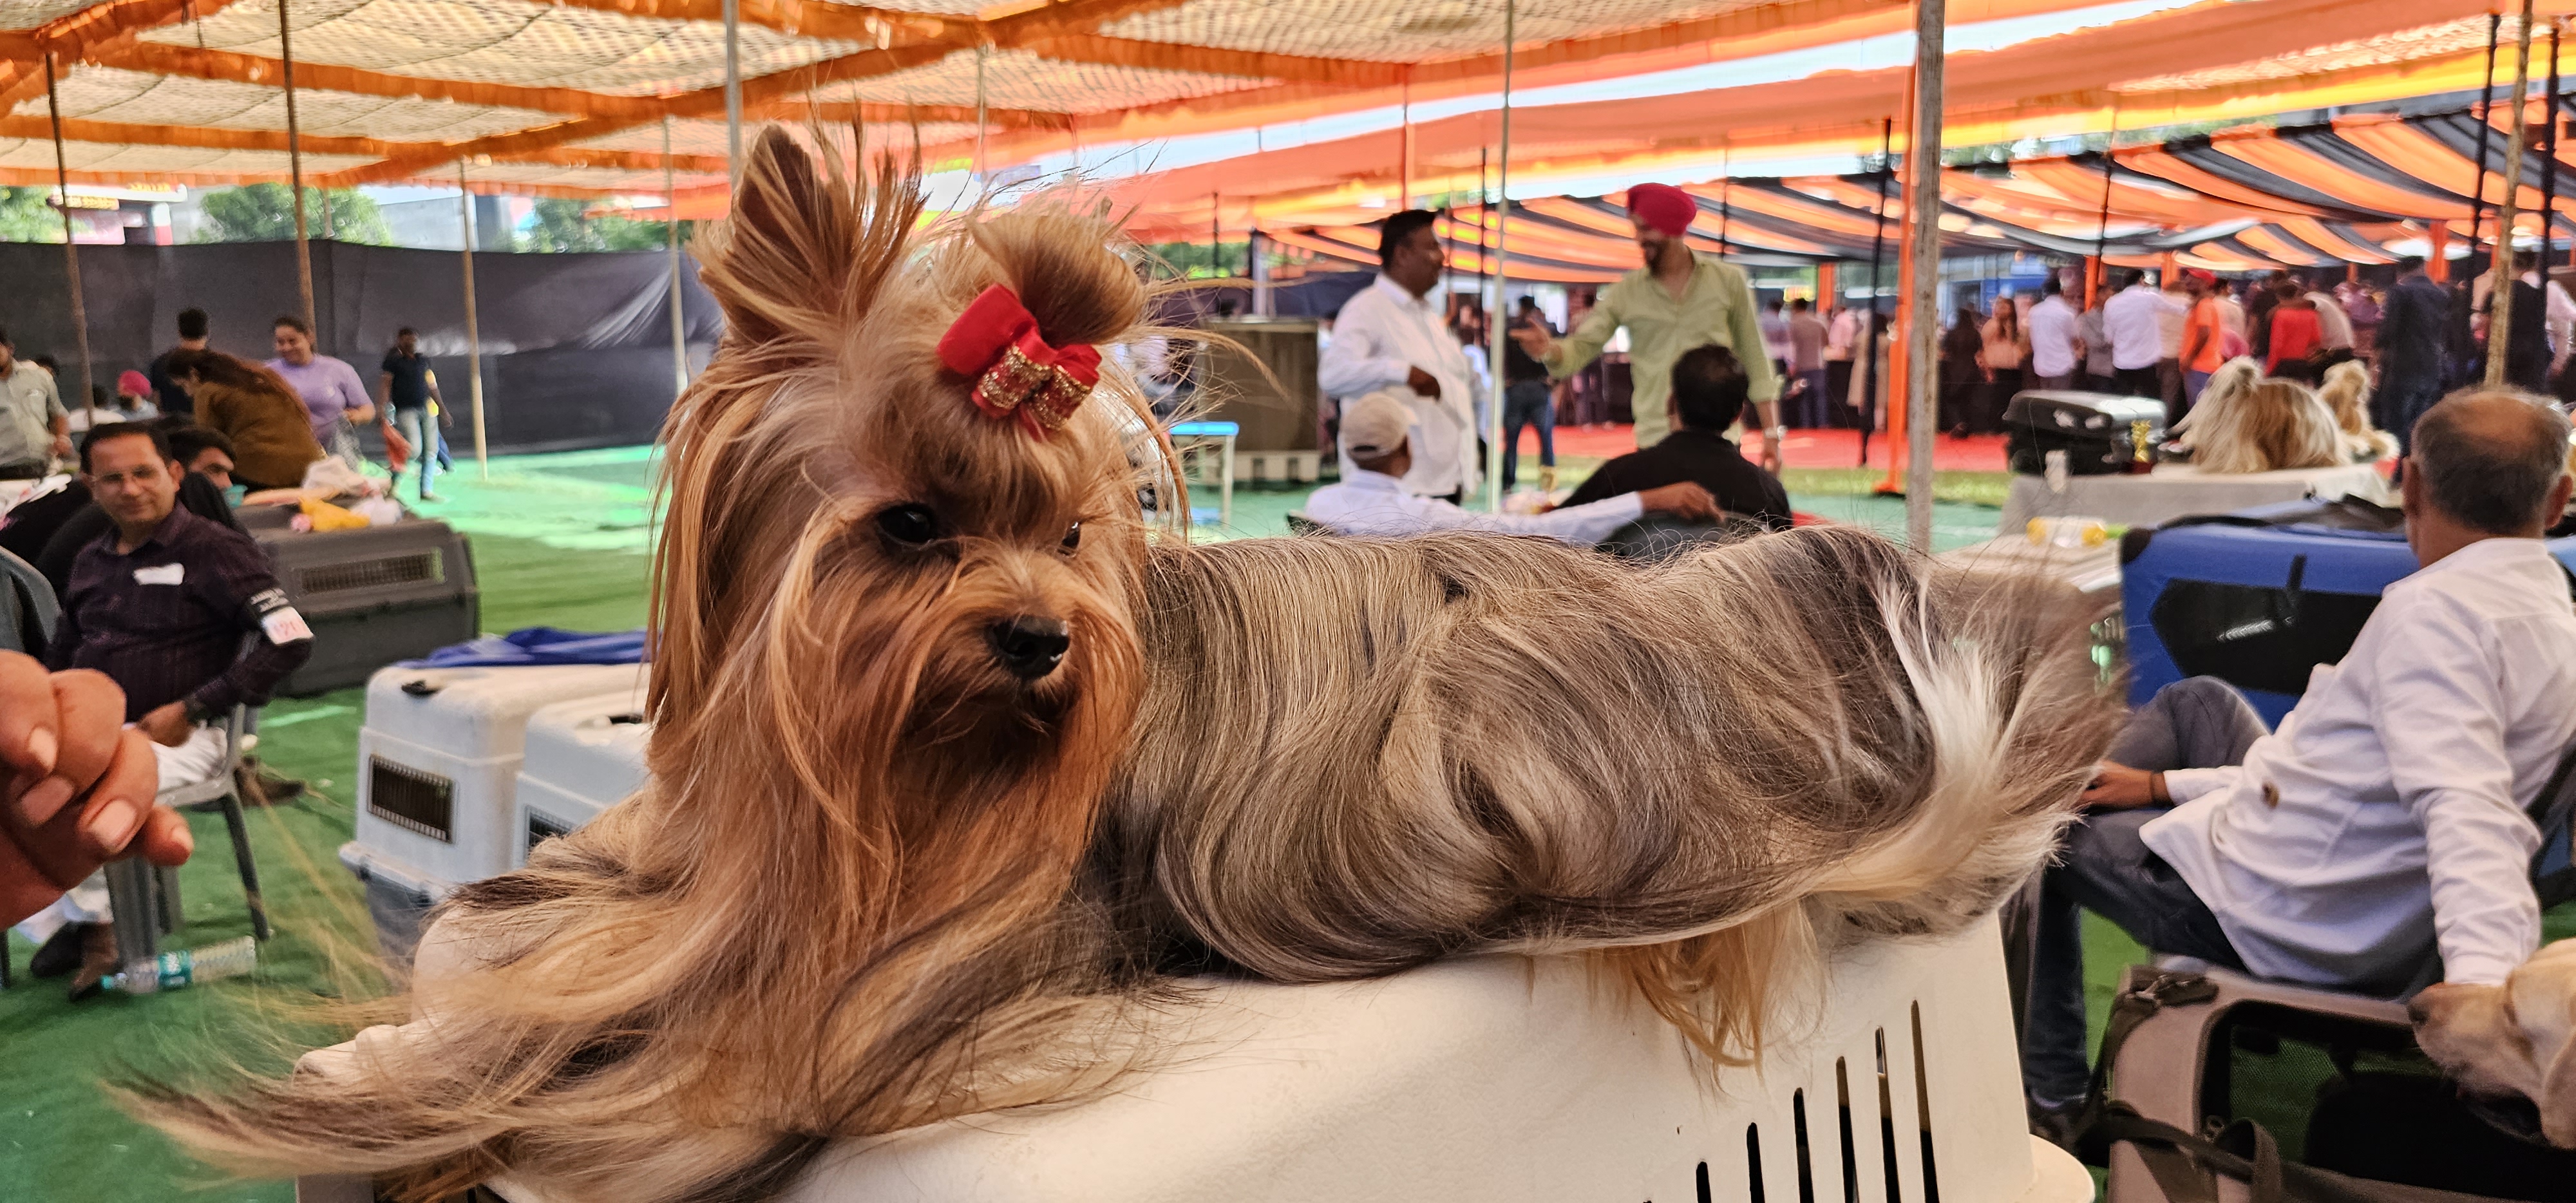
[1764,424,1788,442]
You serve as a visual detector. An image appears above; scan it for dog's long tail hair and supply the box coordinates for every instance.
[126,129,1170,1203]
[1099,526,2118,1065]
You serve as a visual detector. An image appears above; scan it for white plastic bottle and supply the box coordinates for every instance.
[111,936,259,994]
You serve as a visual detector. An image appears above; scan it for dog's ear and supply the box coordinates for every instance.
[703,127,851,350]
[2537,1020,2576,1148]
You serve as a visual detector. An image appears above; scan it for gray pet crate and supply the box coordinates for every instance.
[254,519,479,696]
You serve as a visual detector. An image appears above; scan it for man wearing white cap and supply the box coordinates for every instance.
[1304,392,1719,542]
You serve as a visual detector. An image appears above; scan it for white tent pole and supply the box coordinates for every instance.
[974,44,990,182]
[1904,0,1947,550]
[279,0,314,334]
[723,0,742,185]
[42,53,94,428]
[1399,70,1413,208]
[458,161,488,478]
[1484,0,1514,513]
[2490,0,2539,384]
[666,114,689,401]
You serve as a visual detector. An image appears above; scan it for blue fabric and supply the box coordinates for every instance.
[401,626,647,668]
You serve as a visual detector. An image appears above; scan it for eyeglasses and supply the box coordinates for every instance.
[88,464,168,490]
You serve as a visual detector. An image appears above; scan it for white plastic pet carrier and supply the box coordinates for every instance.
[299,911,2080,1202]
[349,663,647,891]
[511,687,653,868]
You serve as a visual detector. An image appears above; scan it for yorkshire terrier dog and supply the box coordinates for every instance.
[134,129,2117,1202]
[135,127,1176,1203]
[2175,357,2342,474]
[2317,359,2398,462]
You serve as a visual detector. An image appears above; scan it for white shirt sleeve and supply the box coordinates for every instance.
[2370,599,2544,985]
[2548,283,2575,361]
[2163,766,2241,804]
[1317,296,1417,400]
[1311,484,1643,545]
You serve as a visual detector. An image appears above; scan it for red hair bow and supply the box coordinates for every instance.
[936,284,1103,438]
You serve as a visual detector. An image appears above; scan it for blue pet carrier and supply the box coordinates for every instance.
[2120,500,2576,726]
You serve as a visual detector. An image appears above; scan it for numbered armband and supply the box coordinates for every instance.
[247,586,315,646]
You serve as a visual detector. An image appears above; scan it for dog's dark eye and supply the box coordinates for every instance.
[1061,522,1081,551]
[875,504,938,547]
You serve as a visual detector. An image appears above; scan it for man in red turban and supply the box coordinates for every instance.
[1512,182,1784,467]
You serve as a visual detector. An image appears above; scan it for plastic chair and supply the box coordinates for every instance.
[0,545,55,658]
[100,704,271,980]
[2097,737,2576,1202]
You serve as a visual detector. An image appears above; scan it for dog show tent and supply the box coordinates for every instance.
[4,0,2566,535]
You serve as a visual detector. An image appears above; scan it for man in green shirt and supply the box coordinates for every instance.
[1512,182,1783,469]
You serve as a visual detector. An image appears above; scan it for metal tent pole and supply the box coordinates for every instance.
[279,0,314,333]
[2546,23,2562,268]
[2490,0,2539,384]
[1718,146,1732,254]
[43,53,93,426]
[723,0,743,184]
[666,114,689,400]
[1861,118,1893,468]
[1484,0,1514,513]
[1904,0,1947,551]
[2472,11,2505,264]
[458,162,488,478]
[1399,71,1414,207]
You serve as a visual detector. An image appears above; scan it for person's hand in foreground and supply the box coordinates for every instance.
[0,652,190,929]
[1636,481,1722,524]
[2079,761,2168,810]
[1405,366,1442,398]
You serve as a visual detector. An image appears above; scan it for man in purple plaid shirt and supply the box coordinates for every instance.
[18,422,312,996]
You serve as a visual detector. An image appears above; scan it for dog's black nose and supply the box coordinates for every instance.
[987,617,1072,681]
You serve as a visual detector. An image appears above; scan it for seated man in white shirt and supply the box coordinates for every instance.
[1303,391,1719,543]
[2022,388,2576,1137]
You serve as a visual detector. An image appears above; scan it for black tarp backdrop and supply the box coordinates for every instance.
[0,240,724,453]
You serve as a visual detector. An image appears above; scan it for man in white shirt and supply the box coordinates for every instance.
[2022,389,2576,1130]
[2305,278,2356,352]
[1302,392,1718,543]
[2024,276,2083,390]
[2103,271,2188,400]
[1318,210,1484,502]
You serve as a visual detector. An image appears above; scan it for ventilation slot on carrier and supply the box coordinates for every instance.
[368,757,455,843]
[299,552,442,595]
[526,810,574,853]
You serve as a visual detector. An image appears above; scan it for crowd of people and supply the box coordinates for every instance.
[0,306,467,998]
[0,310,456,504]
[1940,257,2550,458]
[1309,185,1799,549]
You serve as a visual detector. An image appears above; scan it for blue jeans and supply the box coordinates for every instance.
[2022,677,2268,1106]
[395,407,439,499]
[1795,368,1833,428]
[2183,369,2211,419]
[1501,381,1555,489]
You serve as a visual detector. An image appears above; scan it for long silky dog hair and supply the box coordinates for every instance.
[2317,359,2398,462]
[2177,356,2341,473]
[1099,529,2116,1065]
[131,131,2119,1202]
